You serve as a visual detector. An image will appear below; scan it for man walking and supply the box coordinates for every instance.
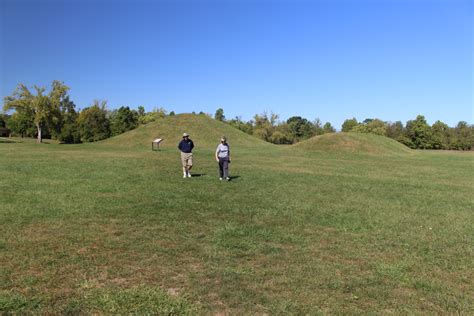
[178,133,194,178]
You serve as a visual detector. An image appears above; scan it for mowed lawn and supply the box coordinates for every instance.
[0,139,473,313]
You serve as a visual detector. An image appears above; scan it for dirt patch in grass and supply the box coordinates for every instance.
[2,220,205,312]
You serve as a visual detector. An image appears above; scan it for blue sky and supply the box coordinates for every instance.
[1,0,472,128]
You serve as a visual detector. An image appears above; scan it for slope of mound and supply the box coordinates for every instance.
[100,114,271,150]
[293,132,412,155]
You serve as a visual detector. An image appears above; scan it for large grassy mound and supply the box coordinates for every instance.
[101,114,270,150]
[293,132,413,155]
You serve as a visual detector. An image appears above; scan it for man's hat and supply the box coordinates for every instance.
[183,133,189,137]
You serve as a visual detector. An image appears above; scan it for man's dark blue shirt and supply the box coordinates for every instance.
[178,139,194,153]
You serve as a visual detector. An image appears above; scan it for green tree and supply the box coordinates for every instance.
[323,122,335,134]
[385,121,404,139]
[3,81,69,143]
[368,120,388,136]
[110,106,139,136]
[431,120,450,149]
[405,115,433,149]
[139,107,167,124]
[215,108,225,121]
[269,130,292,144]
[253,112,278,141]
[59,122,81,144]
[49,80,70,137]
[287,116,314,141]
[137,106,145,118]
[227,116,253,135]
[6,112,36,137]
[57,96,80,143]
[0,114,6,128]
[352,119,387,136]
[77,100,111,142]
[341,118,358,132]
[451,121,473,150]
[312,118,324,135]
[59,96,78,125]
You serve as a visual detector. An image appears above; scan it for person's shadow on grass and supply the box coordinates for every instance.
[189,174,240,180]
[190,173,206,177]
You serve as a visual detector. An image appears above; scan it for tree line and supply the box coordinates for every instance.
[2,81,473,150]
[341,116,473,150]
[215,108,473,150]
[2,81,171,143]
[217,109,336,144]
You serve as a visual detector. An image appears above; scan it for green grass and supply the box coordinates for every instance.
[1,115,473,313]
[102,114,271,149]
[293,132,413,155]
[0,137,16,144]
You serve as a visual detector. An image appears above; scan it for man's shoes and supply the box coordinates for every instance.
[187,173,192,178]
[226,177,231,181]
[183,174,187,178]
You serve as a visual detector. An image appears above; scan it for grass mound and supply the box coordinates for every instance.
[101,114,270,150]
[293,132,412,155]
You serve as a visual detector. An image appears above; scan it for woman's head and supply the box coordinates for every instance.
[220,136,226,143]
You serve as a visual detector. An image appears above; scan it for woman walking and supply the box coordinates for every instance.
[215,136,231,181]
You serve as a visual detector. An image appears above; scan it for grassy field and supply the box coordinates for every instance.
[1,115,473,314]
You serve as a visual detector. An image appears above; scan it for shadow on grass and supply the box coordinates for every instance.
[0,138,17,143]
[218,175,240,181]
[190,173,206,177]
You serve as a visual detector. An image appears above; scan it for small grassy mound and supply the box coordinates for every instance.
[101,114,270,150]
[293,132,412,155]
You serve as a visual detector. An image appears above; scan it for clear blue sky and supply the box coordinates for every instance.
[1,0,472,128]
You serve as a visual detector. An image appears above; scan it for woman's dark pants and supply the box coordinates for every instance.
[218,157,229,178]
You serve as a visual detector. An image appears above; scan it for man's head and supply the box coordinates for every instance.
[183,133,189,139]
